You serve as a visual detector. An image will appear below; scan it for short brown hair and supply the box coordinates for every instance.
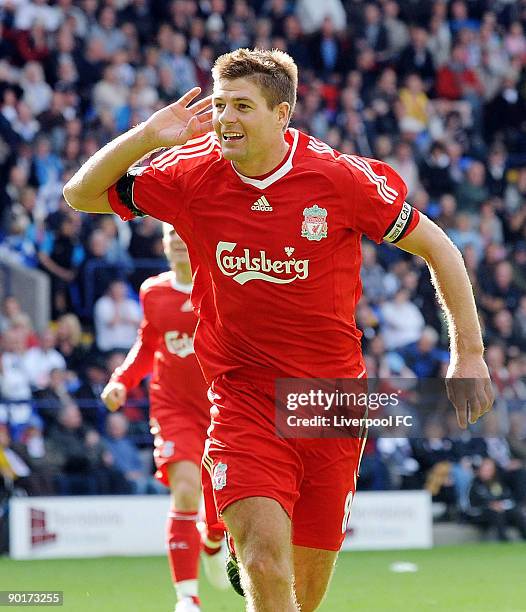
[212,48,298,126]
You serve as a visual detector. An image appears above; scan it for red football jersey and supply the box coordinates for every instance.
[109,129,419,382]
[111,271,208,410]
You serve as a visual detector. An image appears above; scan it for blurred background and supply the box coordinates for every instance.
[1,0,526,562]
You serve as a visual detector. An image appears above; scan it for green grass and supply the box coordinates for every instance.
[1,543,525,611]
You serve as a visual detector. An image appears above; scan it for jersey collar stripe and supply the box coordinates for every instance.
[342,155,397,204]
[152,134,218,170]
[307,143,335,158]
[307,139,336,158]
[347,155,399,200]
[155,140,218,172]
[231,128,299,190]
[309,138,334,152]
[308,139,332,152]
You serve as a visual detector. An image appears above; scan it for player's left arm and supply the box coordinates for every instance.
[393,211,495,428]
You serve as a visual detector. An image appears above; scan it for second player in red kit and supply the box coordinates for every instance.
[101,225,228,612]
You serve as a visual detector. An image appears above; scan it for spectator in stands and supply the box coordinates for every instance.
[0,296,23,333]
[0,423,31,493]
[420,142,454,199]
[93,280,141,354]
[296,0,347,35]
[504,167,526,215]
[478,200,504,247]
[76,228,120,314]
[360,241,389,304]
[380,288,425,351]
[376,436,420,490]
[73,354,109,429]
[412,420,459,516]
[397,73,431,139]
[482,411,526,505]
[91,6,126,56]
[515,296,526,341]
[33,367,74,430]
[46,401,129,495]
[96,216,133,271]
[44,401,96,494]
[367,68,398,136]
[23,328,66,390]
[479,260,522,316]
[427,3,451,69]
[0,327,32,402]
[487,309,526,353]
[127,217,165,290]
[447,213,484,260]
[454,161,489,216]
[386,140,420,198]
[93,65,129,116]
[398,326,448,378]
[468,458,526,541]
[38,213,84,318]
[508,412,526,464]
[19,62,53,116]
[104,412,162,494]
[307,16,348,78]
[397,25,435,88]
[55,312,89,373]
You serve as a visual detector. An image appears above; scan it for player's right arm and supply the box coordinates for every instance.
[63,88,212,214]
[100,289,159,411]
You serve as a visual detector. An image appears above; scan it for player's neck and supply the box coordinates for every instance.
[232,136,289,178]
[172,263,192,286]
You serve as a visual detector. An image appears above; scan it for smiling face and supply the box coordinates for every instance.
[212,77,290,174]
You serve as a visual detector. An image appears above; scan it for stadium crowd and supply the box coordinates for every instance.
[1,0,526,540]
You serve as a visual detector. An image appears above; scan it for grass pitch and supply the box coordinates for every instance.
[1,543,525,611]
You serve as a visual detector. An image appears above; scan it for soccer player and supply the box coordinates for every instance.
[100,224,228,612]
[65,49,494,611]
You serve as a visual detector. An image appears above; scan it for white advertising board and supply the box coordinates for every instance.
[9,496,170,560]
[10,490,432,559]
[342,490,433,551]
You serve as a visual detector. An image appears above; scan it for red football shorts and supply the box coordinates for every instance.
[150,394,211,487]
[201,373,366,551]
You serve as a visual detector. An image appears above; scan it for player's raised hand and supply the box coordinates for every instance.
[445,356,495,429]
[143,87,212,148]
[101,381,127,412]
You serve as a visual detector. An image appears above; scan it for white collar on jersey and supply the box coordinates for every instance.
[170,273,192,294]
[230,128,299,190]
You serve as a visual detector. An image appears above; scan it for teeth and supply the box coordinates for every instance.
[224,133,243,138]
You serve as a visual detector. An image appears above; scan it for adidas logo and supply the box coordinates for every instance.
[251,196,273,211]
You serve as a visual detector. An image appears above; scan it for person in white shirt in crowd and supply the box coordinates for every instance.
[380,287,425,351]
[94,279,141,353]
[0,327,32,402]
[24,328,66,390]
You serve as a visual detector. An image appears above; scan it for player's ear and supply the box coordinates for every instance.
[276,102,290,129]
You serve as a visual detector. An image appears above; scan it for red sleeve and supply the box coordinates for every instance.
[108,133,220,223]
[110,289,158,389]
[342,156,417,244]
[108,161,185,224]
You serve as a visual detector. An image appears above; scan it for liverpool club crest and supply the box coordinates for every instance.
[213,462,228,490]
[301,205,328,241]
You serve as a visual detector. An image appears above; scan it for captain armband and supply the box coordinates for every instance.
[115,170,147,218]
[383,201,414,243]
